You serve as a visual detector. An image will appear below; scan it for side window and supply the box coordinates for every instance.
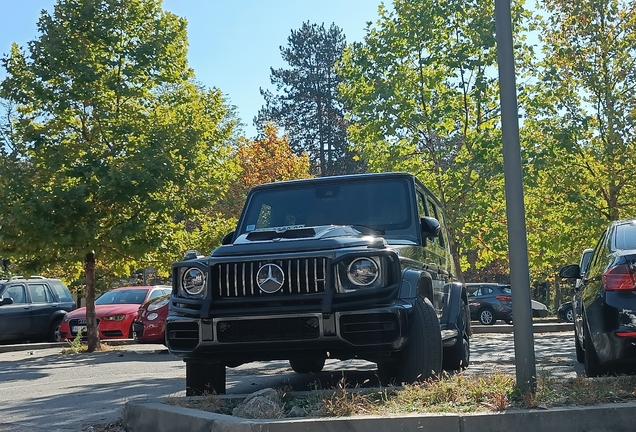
[3,285,27,304]
[49,281,74,302]
[416,192,427,218]
[588,231,608,278]
[27,283,51,303]
[426,198,446,247]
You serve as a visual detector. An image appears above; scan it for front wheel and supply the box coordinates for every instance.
[377,296,442,385]
[478,308,496,325]
[48,317,63,342]
[566,307,574,323]
[443,304,470,372]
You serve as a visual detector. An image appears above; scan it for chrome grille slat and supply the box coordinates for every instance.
[212,257,328,298]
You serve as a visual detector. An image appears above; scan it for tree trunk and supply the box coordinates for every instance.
[85,251,101,352]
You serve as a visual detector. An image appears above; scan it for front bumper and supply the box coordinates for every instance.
[166,304,411,362]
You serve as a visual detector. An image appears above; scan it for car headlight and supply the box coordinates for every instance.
[337,256,387,292]
[147,313,159,321]
[148,298,169,311]
[347,258,379,286]
[181,267,206,297]
[103,314,126,321]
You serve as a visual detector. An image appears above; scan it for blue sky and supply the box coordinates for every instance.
[0,0,385,138]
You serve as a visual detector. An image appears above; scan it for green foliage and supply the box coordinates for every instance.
[338,0,534,279]
[0,0,240,281]
[256,22,363,176]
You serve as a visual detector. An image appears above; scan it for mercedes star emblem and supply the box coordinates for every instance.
[256,263,285,293]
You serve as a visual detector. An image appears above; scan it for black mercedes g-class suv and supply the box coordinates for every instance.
[166,172,470,395]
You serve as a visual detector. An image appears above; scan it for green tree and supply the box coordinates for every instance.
[222,124,311,218]
[256,22,363,176]
[339,0,533,279]
[0,0,239,351]
[521,0,636,280]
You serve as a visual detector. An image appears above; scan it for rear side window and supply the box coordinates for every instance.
[614,223,636,251]
[27,283,52,303]
[49,281,74,302]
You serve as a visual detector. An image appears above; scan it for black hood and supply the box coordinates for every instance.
[212,225,386,257]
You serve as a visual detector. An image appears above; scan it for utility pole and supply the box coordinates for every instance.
[494,0,537,391]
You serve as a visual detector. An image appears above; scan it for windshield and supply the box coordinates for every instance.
[96,289,149,305]
[239,178,414,238]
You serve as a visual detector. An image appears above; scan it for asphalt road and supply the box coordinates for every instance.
[0,331,582,431]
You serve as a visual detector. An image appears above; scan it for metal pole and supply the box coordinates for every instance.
[494,0,537,391]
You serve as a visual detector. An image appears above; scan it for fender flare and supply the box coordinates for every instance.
[440,282,469,332]
[400,269,434,304]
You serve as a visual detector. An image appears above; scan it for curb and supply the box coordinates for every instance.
[0,338,137,353]
[123,400,636,432]
[472,322,573,334]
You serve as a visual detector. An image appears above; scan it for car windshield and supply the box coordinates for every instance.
[96,289,149,305]
[239,178,414,238]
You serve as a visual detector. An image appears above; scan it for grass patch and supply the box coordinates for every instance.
[60,330,118,354]
[164,371,636,419]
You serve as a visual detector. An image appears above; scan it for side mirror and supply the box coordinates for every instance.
[420,217,441,240]
[0,297,14,306]
[559,264,581,279]
[221,231,235,245]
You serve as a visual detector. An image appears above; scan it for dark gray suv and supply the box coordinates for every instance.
[0,276,76,343]
[166,172,471,395]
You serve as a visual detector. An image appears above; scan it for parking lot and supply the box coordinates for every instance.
[0,330,581,431]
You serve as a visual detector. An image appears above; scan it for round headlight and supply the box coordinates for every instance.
[182,268,206,296]
[147,313,159,321]
[347,258,379,286]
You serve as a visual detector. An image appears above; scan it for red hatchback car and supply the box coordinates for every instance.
[59,285,172,341]
[132,294,170,343]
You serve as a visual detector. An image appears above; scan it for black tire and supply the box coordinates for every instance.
[583,321,605,377]
[185,360,226,395]
[574,327,584,364]
[377,296,442,385]
[443,304,470,372]
[565,307,574,323]
[478,307,496,325]
[289,358,326,373]
[48,317,63,342]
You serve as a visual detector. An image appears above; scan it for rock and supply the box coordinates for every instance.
[232,388,283,419]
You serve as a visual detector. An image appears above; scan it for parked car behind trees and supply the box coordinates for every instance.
[560,218,636,377]
[59,285,171,341]
[0,276,76,342]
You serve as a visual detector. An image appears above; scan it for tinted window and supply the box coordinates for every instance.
[614,223,636,251]
[96,289,149,305]
[49,281,74,302]
[1,285,26,304]
[27,283,51,303]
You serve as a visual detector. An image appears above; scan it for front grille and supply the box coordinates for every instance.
[216,316,320,343]
[68,318,101,335]
[340,313,400,345]
[212,257,328,298]
[167,321,200,351]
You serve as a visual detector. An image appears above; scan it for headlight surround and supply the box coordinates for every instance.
[337,255,386,292]
[180,267,207,298]
[103,314,126,321]
[347,257,380,286]
[148,298,169,311]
